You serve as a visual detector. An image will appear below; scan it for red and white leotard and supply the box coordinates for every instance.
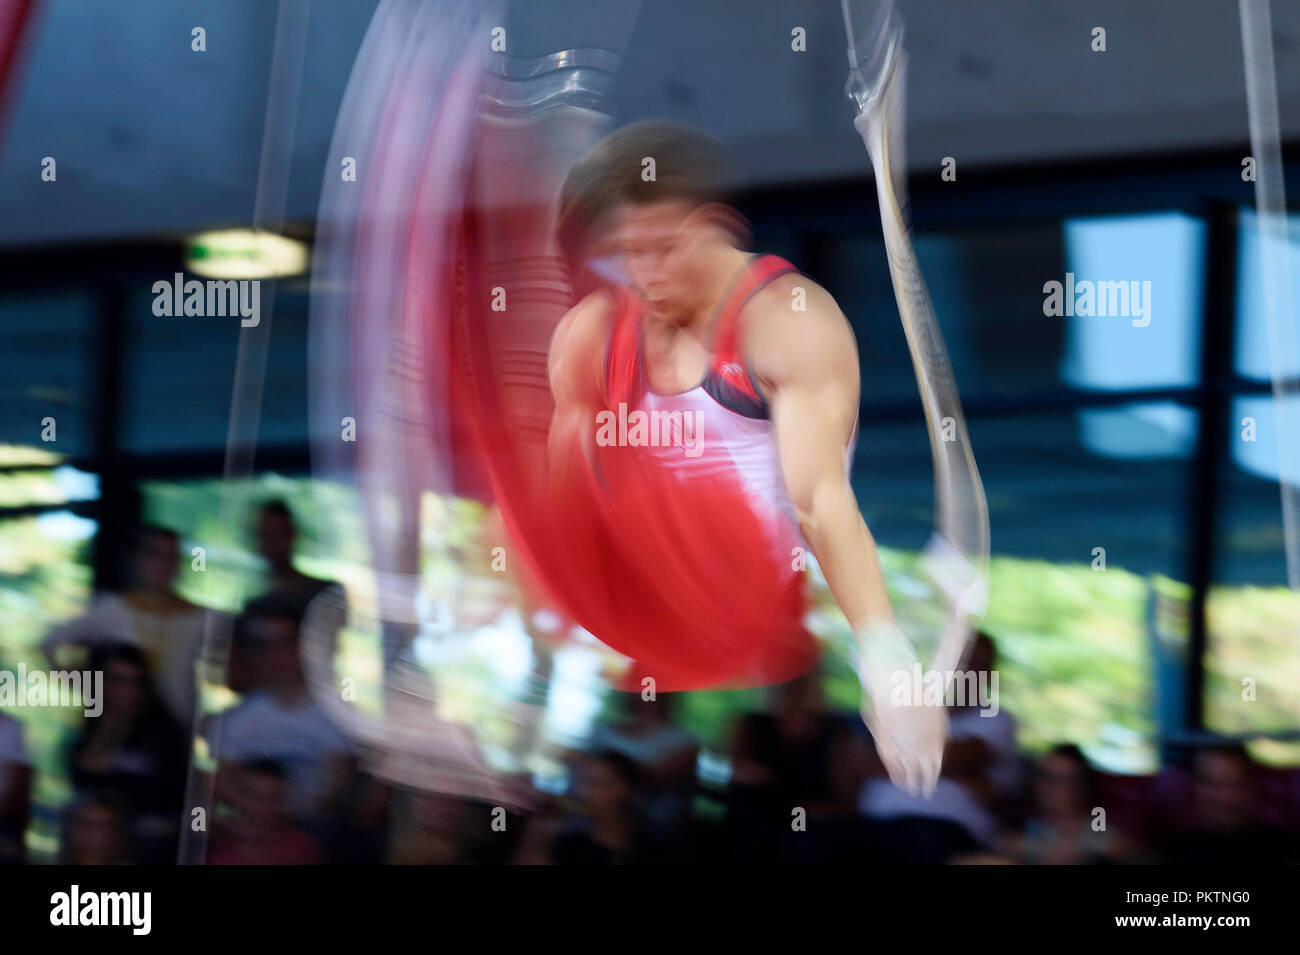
[460,252,843,691]
[604,253,855,567]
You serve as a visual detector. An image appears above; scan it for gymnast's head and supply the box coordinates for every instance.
[558,120,748,324]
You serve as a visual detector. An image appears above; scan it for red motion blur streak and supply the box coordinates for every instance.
[433,158,818,694]
[376,32,819,693]
[0,0,37,148]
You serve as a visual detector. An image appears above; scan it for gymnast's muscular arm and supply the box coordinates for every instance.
[547,289,611,491]
[745,275,893,634]
[747,273,946,796]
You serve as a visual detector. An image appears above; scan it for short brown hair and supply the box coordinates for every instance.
[557,120,736,259]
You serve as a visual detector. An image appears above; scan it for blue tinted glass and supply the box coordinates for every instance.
[1234,209,1300,381]
[1062,212,1205,391]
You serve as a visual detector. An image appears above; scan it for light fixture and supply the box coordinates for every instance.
[185,229,310,279]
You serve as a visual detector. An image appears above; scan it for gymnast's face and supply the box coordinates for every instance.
[613,198,712,325]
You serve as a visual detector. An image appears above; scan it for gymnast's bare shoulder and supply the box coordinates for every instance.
[548,288,613,407]
[742,271,861,412]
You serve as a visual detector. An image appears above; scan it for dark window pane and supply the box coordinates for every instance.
[0,293,96,456]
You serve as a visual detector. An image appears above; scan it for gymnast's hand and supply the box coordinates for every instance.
[853,620,947,798]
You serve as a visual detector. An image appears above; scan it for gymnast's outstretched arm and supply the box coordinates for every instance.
[747,274,947,797]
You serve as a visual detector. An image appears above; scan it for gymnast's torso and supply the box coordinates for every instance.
[599,253,856,563]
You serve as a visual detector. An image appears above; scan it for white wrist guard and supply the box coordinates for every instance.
[851,619,922,703]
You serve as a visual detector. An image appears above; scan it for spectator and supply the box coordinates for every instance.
[60,792,131,865]
[68,643,189,862]
[43,524,205,727]
[856,634,1032,862]
[549,749,664,864]
[228,500,337,694]
[255,499,336,618]
[945,633,1025,821]
[1157,743,1300,864]
[208,759,322,865]
[1003,744,1132,864]
[858,775,992,864]
[209,600,353,832]
[587,691,698,842]
[723,670,865,863]
[0,711,32,864]
[385,790,515,865]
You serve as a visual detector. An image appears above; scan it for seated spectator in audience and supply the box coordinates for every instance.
[68,643,189,863]
[59,792,131,865]
[1157,743,1300,864]
[723,670,865,863]
[857,676,1003,862]
[548,749,664,864]
[587,692,699,842]
[858,772,994,864]
[324,767,393,865]
[210,600,353,832]
[1002,743,1132,864]
[386,790,468,865]
[512,806,557,866]
[946,633,1025,822]
[0,711,32,864]
[857,635,1031,863]
[43,524,206,727]
[208,759,322,865]
[385,790,515,865]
